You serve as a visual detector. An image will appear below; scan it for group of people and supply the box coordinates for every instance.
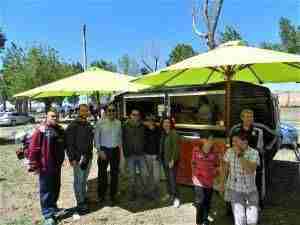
[26,104,277,225]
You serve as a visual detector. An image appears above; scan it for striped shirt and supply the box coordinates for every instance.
[224,147,260,194]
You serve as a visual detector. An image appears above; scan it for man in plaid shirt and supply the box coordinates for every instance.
[221,135,260,225]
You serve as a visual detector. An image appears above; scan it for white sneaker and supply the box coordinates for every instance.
[173,198,180,208]
[208,215,214,222]
[72,212,81,221]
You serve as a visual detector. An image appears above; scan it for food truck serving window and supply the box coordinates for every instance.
[123,93,165,118]
[169,90,225,126]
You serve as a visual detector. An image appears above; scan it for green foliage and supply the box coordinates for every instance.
[220,26,242,43]
[166,44,197,66]
[261,17,299,54]
[118,54,140,75]
[279,17,300,54]
[0,28,6,50]
[1,43,82,99]
[260,42,283,51]
[90,59,117,72]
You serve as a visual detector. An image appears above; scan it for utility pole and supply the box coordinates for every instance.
[82,24,87,71]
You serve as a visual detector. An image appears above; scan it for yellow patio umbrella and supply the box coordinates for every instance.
[135,41,300,129]
[14,67,148,98]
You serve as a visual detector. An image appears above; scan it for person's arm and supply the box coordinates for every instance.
[219,150,230,192]
[94,121,106,160]
[86,125,94,160]
[65,123,77,162]
[191,147,198,175]
[239,150,258,174]
[171,132,180,162]
[28,129,42,173]
[94,121,101,151]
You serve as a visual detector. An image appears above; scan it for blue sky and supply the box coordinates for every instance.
[0,0,299,68]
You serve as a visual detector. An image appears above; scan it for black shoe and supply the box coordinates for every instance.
[77,204,89,215]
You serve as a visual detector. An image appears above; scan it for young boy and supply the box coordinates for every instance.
[191,138,219,225]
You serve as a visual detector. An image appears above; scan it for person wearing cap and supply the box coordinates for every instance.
[144,115,161,200]
[66,104,94,214]
[94,104,123,205]
[221,135,260,225]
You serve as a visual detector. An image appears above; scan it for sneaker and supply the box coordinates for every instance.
[77,204,89,215]
[172,198,180,208]
[72,212,81,221]
[43,218,56,225]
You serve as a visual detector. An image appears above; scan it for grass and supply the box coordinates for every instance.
[1,143,300,225]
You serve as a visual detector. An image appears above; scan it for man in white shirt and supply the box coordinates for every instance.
[94,104,122,205]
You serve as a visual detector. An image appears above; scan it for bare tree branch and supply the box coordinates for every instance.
[141,59,154,72]
[192,0,224,49]
[140,41,160,73]
[192,4,208,39]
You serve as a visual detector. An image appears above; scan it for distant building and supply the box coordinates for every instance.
[276,92,300,107]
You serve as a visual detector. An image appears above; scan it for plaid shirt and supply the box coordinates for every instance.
[224,147,260,194]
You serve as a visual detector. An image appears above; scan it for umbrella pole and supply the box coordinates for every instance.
[225,70,233,136]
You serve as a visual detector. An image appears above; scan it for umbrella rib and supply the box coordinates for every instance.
[156,69,189,87]
[204,69,216,84]
[283,62,300,70]
[247,66,264,84]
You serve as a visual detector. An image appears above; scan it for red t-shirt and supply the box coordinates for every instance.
[191,147,219,188]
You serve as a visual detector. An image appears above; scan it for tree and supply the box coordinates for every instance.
[260,17,299,54]
[1,43,82,111]
[192,0,224,49]
[118,54,140,76]
[279,17,300,54]
[0,29,6,49]
[260,42,283,51]
[90,59,117,72]
[166,44,197,66]
[220,26,241,43]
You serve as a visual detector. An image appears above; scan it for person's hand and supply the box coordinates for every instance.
[70,160,78,167]
[219,184,225,193]
[98,151,107,160]
[169,160,174,168]
[33,169,40,175]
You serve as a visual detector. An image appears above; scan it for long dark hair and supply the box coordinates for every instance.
[160,116,175,131]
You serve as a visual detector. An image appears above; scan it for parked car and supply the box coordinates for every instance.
[280,123,299,149]
[0,112,35,126]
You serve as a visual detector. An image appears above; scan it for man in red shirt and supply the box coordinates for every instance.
[191,138,219,225]
[28,108,65,225]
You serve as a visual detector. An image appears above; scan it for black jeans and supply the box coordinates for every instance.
[194,186,213,225]
[39,170,61,219]
[97,147,120,200]
[162,160,178,199]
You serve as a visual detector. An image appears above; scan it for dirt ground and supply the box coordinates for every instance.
[1,144,300,225]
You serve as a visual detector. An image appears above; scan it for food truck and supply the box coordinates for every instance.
[114,81,281,191]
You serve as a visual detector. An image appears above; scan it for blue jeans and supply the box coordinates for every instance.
[127,155,149,196]
[39,170,61,219]
[162,160,178,199]
[145,155,161,195]
[194,186,213,225]
[73,161,91,206]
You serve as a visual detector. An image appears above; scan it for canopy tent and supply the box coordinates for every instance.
[14,67,148,98]
[134,41,300,129]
